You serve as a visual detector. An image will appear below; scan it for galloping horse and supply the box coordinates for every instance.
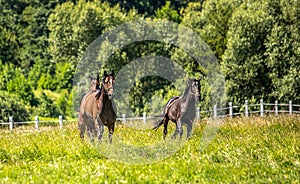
[78,70,116,143]
[87,75,100,92]
[153,78,200,140]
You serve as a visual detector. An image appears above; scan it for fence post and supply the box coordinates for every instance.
[59,115,63,129]
[245,100,249,117]
[196,107,200,121]
[289,101,292,115]
[35,116,39,130]
[9,116,13,130]
[122,114,126,124]
[260,99,264,117]
[275,101,278,116]
[229,102,233,118]
[143,112,147,124]
[213,104,217,119]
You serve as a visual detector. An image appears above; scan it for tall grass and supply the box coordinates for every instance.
[0,115,299,183]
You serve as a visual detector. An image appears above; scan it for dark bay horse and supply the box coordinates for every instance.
[78,70,117,143]
[153,78,200,139]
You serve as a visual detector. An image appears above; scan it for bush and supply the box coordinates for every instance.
[34,92,60,118]
[0,91,30,122]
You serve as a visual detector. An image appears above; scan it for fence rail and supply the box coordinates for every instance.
[1,99,300,131]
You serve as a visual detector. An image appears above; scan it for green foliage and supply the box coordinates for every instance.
[264,0,300,103]
[30,89,72,118]
[0,62,15,91]
[156,1,182,23]
[222,0,274,104]
[6,68,34,104]
[0,0,64,70]
[54,62,74,91]
[37,73,56,91]
[0,91,30,122]
[0,116,299,182]
[34,91,60,118]
[48,0,133,65]
[0,62,34,105]
[56,89,74,117]
[0,0,299,119]
[106,0,166,16]
[222,0,300,104]
[182,0,243,60]
[107,0,193,17]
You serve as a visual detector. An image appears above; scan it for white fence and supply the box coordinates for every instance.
[1,99,300,131]
[0,115,78,131]
[200,99,300,119]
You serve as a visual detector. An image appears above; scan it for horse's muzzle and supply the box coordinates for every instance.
[108,93,114,99]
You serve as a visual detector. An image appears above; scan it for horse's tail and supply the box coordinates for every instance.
[152,119,164,131]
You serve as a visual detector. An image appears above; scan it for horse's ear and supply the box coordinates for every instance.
[188,78,193,84]
[104,70,108,76]
[199,74,206,82]
[97,74,100,82]
[111,70,114,77]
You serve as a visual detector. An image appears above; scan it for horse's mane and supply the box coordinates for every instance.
[164,96,180,114]
[94,70,114,99]
[95,86,102,99]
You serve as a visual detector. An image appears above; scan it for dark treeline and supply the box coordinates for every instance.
[0,0,299,121]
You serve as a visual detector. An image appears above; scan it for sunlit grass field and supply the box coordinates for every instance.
[0,115,299,183]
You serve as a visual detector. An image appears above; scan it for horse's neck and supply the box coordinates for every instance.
[181,85,192,102]
[99,85,112,105]
[180,85,196,112]
[103,94,112,104]
[98,85,105,99]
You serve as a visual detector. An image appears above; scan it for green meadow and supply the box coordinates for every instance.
[0,115,299,183]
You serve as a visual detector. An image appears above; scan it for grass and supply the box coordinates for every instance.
[0,115,299,183]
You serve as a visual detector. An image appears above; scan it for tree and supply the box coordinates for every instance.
[156,1,182,23]
[0,62,34,105]
[264,0,300,103]
[106,0,166,16]
[222,0,293,104]
[181,0,242,60]
[48,0,134,66]
[34,92,60,118]
[0,0,68,90]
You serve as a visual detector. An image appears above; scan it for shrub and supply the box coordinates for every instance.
[0,91,30,122]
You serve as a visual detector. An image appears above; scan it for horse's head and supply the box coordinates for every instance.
[102,70,115,99]
[188,78,200,97]
[88,75,100,91]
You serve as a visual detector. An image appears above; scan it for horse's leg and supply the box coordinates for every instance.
[94,116,104,142]
[87,122,95,142]
[179,125,184,139]
[98,119,104,142]
[172,119,183,139]
[78,114,86,140]
[171,121,179,139]
[108,124,115,144]
[178,119,183,139]
[186,122,192,140]
[163,117,169,139]
[79,123,85,140]
[84,116,94,142]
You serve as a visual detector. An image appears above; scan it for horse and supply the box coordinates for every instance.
[153,78,200,140]
[77,75,100,139]
[78,70,117,143]
[87,74,100,92]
